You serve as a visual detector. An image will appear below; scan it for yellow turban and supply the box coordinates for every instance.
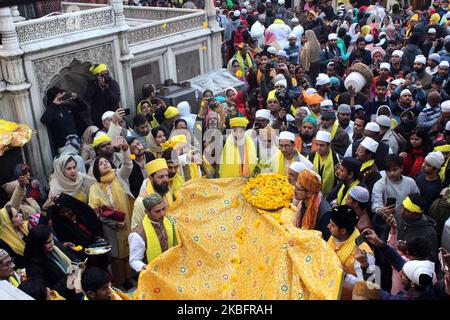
[164,106,180,119]
[361,25,371,36]
[410,14,418,22]
[89,63,108,75]
[430,13,440,25]
[145,158,168,176]
[92,134,112,148]
[160,135,188,151]
[434,145,450,153]
[266,90,277,103]
[229,117,249,128]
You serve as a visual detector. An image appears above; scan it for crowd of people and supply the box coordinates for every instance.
[1,0,450,300]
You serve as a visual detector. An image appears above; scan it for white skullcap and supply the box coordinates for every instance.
[255,109,271,120]
[102,111,115,121]
[391,78,405,86]
[429,53,441,63]
[233,10,241,17]
[291,17,299,23]
[320,99,333,107]
[380,62,391,71]
[361,137,379,153]
[298,106,311,116]
[392,50,404,58]
[316,73,331,86]
[241,8,248,14]
[425,151,445,169]
[440,60,450,68]
[278,0,285,4]
[277,50,287,57]
[349,186,370,203]
[289,161,307,173]
[414,55,426,65]
[364,34,374,43]
[243,1,249,5]
[378,31,387,37]
[400,89,412,96]
[445,35,450,43]
[267,46,277,54]
[337,104,351,114]
[305,88,318,94]
[402,260,435,287]
[328,33,338,41]
[441,100,450,113]
[428,28,436,34]
[316,130,331,143]
[365,122,380,133]
[288,32,297,39]
[279,131,296,142]
[446,120,450,131]
[275,79,287,88]
[376,115,391,128]
[274,73,286,83]
[259,14,266,19]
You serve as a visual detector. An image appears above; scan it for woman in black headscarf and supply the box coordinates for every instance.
[49,193,104,251]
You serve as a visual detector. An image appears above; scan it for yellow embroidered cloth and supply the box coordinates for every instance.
[0,120,33,156]
[134,178,343,300]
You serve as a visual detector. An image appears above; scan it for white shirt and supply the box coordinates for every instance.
[250,21,266,48]
[292,25,304,48]
[425,66,438,76]
[343,253,376,289]
[128,232,147,273]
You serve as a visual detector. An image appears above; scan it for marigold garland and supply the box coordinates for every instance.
[241,173,294,211]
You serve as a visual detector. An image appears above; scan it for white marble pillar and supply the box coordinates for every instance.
[110,0,126,28]
[10,6,25,22]
[205,0,223,70]
[0,7,49,182]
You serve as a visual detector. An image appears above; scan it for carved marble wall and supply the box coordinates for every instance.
[33,43,115,97]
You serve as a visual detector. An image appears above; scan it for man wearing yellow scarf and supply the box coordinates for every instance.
[326,205,374,300]
[327,157,362,206]
[132,158,175,229]
[273,131,313,176]
[308,131,340,197]
[219,117,257,178]
[356,137,381,192]
[81,267,131,300]
[0,249,21,288]
[129,193,178,273]
[434,144,450,184]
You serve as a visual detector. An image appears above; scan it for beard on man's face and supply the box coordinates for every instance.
[153,181,169,194]
[300,131,314,141]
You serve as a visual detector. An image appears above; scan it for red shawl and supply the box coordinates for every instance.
[402,147,425,178]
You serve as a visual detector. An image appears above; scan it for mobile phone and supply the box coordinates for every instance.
[355,233,367,246]
[439,249,449,272]
[386,198,396,207]
[123,108,131,116]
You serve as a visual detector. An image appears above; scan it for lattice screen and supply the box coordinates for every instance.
[131,60,161,107]
[176,50,200,82]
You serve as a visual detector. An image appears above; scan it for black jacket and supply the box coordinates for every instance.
[83,78,121,128]
[25,241,81,300]
[40,99,88,153]
[129,152,155,198]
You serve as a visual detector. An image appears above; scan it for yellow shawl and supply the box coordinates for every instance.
[88,170,132,216]
[337,180,360,206]
[219,135,257,178]
[143,215,176,264]
[361,159,375,173]
[439,157,449,183]
[170,173,185,192]
[236,51,253,74]
[273,149,300,176]
[313,151,335,197]
[0,207,29,256]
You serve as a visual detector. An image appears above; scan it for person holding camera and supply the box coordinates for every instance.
[83,64,121,128]
[41,86,88,154]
